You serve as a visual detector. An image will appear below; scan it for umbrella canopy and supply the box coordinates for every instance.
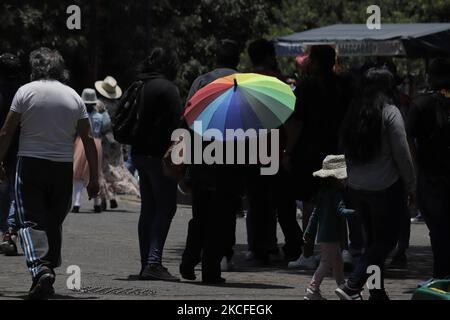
[183,73,296,139]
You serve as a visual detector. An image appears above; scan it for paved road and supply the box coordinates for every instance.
[0,195,432,300]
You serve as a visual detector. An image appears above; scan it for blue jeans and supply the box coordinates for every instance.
[0,163,17,233]
[133,155,177,266]
[0,182,9,232]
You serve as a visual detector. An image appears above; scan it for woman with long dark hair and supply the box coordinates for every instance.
[336,68,416,300]
[131,47,182,281]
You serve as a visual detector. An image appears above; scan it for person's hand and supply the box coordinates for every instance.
[303,234,312,244]
[87,180,100,199]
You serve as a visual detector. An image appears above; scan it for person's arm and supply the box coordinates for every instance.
[405,100,420,172]
[337,199,356,216]
[282,81,308,170]
[386,106,416,194]
[0,111,21,172]
[304,205,319,241]
[77,118,99,198]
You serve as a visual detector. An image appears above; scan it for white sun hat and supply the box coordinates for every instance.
[95,76,122,99]
[81,88,98,104]
[313,154,347,180]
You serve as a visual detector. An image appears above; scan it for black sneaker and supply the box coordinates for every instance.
[335,284,363,300]
[101,200,107,211]
[179,263,196,281]
[28,269,55,300]
[202,277,226,284]
[369,289,390,300]
[0,231,18,256]
[71,206,80,213]
[389,253,408,269]
[110,199,118,209]
[139,264,179,282]
[93,205,102,213]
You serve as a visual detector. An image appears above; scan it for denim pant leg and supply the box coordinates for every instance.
[135,155,177,266]
[7,162,18,231]
[7,200,17,231]
[396,194,411,254]
[275,171,303,258]
[348,181,402,290]
[246,172,277,257]
[418,173,450,279]
[0,182,10,232]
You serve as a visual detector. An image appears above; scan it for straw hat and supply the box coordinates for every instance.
[313,155,347,180]
[81,88,98,104]
[95,76,122,99]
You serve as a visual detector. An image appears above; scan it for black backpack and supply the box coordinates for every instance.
[112,80,145,145]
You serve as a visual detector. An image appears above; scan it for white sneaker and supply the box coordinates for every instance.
[220,257,235,272]
[304,287,326,300]
[288,254,318,270]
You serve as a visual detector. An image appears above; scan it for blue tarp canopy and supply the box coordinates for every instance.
[275,23,450,58]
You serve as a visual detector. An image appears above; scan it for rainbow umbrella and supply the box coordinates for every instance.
[183,73,296,140]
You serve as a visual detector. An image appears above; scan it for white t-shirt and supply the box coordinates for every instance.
[10,80,89,162]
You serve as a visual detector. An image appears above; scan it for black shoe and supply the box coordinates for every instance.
[179,263,196,281]
[389,253,408,269]
[202,277,226,284]
[139,264,179,282]
[110,199,118,209]
[28,269,55,300]
[93,205,102,213]
[71,206,80,213]
[369,289,390,300]
[101,200,107,211]
[1,231,18,256]
[335,284,363,300]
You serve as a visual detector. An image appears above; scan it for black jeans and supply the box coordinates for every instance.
[418,172,450,279]
[245,170,278,258]
[182,177,239,280]
[182,186,240,268]
[347,180,405,291]
[273,169,303,260]
[15,157,73,279]
[133,155,177,266]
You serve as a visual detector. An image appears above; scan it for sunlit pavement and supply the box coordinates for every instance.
[0,195,432,300]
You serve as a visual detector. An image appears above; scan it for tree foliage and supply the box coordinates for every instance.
[1,0,448,98]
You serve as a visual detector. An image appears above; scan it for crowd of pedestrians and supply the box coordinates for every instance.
[0,39,448,300]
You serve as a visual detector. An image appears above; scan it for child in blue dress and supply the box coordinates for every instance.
[303,155,355,300]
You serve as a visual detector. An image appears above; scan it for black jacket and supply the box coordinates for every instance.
[131,73,182,158]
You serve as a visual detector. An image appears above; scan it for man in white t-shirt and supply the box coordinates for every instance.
[0,48,99,299]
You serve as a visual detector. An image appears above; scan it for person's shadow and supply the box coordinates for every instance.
[0,291,99,300]
[114,275,293,290]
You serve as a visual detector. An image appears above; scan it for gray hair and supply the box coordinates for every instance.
[29,47,69,82]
